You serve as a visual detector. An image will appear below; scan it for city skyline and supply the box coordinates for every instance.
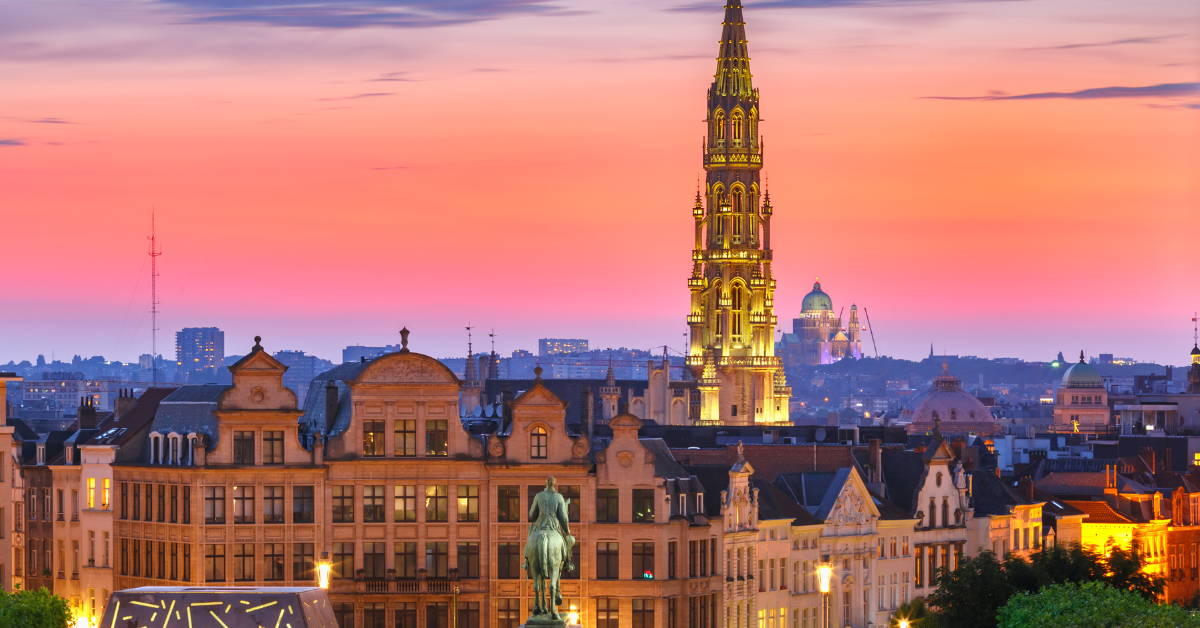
[1,0,1197,365]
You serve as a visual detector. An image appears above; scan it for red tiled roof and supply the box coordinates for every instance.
[671,444,860,481]
[1063,500,1134,524]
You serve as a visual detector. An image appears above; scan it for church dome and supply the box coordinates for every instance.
[802,281,833,312]
[901,364,993,428]
[1061,351,1103,388]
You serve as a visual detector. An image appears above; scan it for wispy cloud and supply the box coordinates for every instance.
[32,117,74,124]
[315,92,395,101]
[370,71,413,82]
[1020,34,1181,52]
[157,0,570,29]
[0,139,26,146]
[925,82,1200,101]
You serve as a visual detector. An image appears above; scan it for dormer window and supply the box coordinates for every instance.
[530,427,548,459]
[37,445,45,465]
[65,447,73,465]
[696,493,704,514]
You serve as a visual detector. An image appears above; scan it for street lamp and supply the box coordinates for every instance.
[317,552,332,589]
[899,620,909,628]
[568,604,580,627]
[817,559,833,628]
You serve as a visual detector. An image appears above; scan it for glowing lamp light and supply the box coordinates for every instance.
[317,552,332,589]
[568,605,579,626]
[899,620,909,628]
[816,562,832,593]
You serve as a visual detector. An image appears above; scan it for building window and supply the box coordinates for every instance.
[234,543,254,581]
[102,479,110,510]
[395,420,417,457]
[457,486,479,522]
[293,486,314,523]
[364,485,385,523]
[426,485,448,522]
[596,542,619,579]
[261,486,284,524]
[597,489,619,523]
[530,427,548,459]
[700,539,709,576]
[395,542,417,579]
[363,542,386,578]
[169,485,178,523]
[263,431,283,464]
[426,420,448,456]
[497,486,520,522]
[633,489,655,522]
[560,485,581,522]
[293,543,314,581]
[332,486,354,523]
[120,483,128,520]
[597,598,618,628]
[233,486,255,524]
[396,603,417,628]
[456,603,479,628]
[668,541,677,579]
[332,542,354,579]
[498,543,521,579]
[364,603,385,628]
[633,542,655,579]
[457,542,480,578]
[395,485,417,522]
[426,603,447,628]
[902,536,909,556]
[563,542,581,580]
[497,600,520,628]
[157,484,166,522]
[233,431,254,464]
[263,543,284,580]
[204,486,225,524]
[426,542,448,578]
[363,420,384,457]
[204,544,225,582]
[334,604,355,628]
[690,541,698,577]
[633,599,654,628]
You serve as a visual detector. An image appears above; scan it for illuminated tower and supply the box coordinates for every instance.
[686,0,789,425]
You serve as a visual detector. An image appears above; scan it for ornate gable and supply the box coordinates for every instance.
[823,470,880,527]
[355,352,458,386]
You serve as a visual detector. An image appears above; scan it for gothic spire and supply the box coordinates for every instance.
[713,0,753,99]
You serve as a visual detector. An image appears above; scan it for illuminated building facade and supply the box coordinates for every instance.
[779,282,862,368]
[686,1,790,426]
[1052,352,1110,433]
[900,365,1002,436]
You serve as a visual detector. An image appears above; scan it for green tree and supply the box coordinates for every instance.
[0,587,72,628]
[997,581,1200,628]
[924,550,1011,628]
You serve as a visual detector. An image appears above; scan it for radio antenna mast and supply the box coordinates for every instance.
[863,307,879,358]
[148,208,163,385]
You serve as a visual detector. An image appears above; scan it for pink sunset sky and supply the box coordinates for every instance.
[1,0,1197,365]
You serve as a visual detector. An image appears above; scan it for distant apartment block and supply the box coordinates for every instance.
[538,338,588,356]
[174,327,225,381]
[273,350,335,406]
[343,344,403,364]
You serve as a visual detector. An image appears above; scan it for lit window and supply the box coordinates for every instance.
[530,427,548,459]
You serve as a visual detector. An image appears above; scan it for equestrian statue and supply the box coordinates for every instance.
[522,477,576,627]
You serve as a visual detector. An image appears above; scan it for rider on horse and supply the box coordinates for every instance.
[523,477,576,618]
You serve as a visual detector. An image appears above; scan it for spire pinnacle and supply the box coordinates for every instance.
[713,0,753,98]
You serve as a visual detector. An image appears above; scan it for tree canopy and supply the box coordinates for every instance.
[998,582,1200,628]
[0,587,71,628]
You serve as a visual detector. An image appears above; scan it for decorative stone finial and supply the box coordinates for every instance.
[1079,350,1086,364]
[737,440,745,462]
[253,336,262,352]
[534,366,543,380]
[399,327,410,353]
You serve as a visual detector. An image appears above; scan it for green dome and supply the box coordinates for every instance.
[1061,351,1103,388]
[802,281,833,311]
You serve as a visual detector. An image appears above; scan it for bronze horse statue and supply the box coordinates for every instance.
[524,477,576,623]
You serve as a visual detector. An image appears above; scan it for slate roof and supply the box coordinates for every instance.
[1013,458,1119,482]
[774,471,841,515]
[880,449,926,513]
[753,478,821,526]
[967,469,1031,516]
[6,418,38,441]
[1063,500,1133,524]
[147,385,228,455]
[684,464,733,517]
[671,443,862,483]
[1034,472,1152,499]
[640,438,688,479]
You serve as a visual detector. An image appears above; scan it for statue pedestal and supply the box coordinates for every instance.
[520,617,572,628]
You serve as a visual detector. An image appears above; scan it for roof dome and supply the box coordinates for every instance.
[1191,345,1199,357]
[802,280,833,312]
[1061,351,1103,388]
[901,364,994,430]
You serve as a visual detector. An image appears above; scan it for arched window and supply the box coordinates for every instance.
[732,112,743,142]
[941,498,949,529]
[714,110,725,142]
[929,498,937,528]
[530,427,548,459]
[935,472,943,487]
[950,408,957,420]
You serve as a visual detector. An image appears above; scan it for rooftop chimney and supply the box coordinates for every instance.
[77,396,97,430]
[114,388,137,420]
